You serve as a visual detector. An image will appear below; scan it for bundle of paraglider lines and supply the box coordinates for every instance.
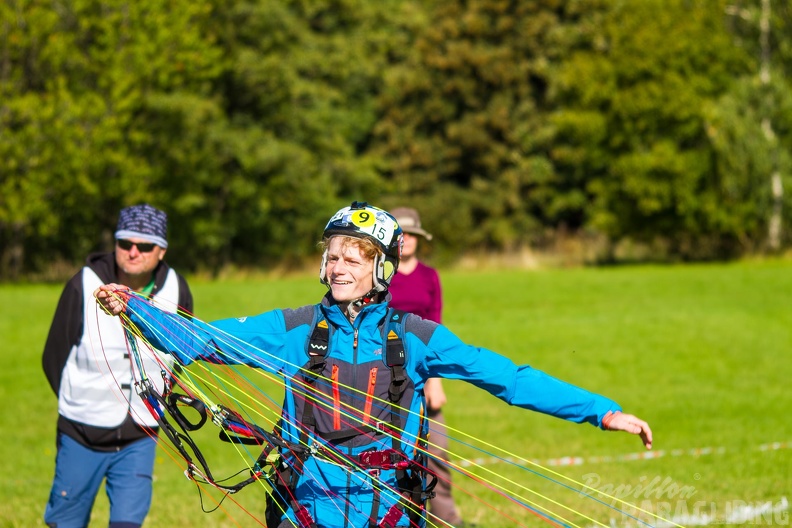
[90,290,683,528]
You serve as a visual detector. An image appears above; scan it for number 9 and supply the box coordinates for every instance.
[352,210,375,227]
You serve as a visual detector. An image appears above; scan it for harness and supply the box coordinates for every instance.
[266,307,436,528]
[123,325,307,504]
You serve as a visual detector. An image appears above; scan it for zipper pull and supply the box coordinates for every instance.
[353,328,358,349]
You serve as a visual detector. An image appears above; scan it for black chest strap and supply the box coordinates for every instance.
[301,318,329,432]
[383,309,407,451]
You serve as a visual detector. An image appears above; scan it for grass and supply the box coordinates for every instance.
[1,261,790,527]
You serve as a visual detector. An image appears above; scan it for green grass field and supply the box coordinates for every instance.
[2,261,790,527]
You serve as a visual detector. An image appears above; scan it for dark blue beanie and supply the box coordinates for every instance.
[114,204,168,248]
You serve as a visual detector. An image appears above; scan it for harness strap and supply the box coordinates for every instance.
[277,307,432,526]
[384,310,408,455]
[310,418,396,445]
[267,458,318,528]
[369,490,381,528]
[298,317,329,444]
[383,310,434,526]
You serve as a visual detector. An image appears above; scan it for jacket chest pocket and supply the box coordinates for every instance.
[312,360,392,437]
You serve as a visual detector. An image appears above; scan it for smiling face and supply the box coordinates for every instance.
[324,236,376,303]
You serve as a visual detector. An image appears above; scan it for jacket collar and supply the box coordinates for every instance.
[320,291,389,330]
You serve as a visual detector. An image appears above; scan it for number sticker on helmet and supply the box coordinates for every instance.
[351,210,375,228]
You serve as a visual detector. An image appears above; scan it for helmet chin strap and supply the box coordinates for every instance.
[351,288,380,308]
[345,288,380,322]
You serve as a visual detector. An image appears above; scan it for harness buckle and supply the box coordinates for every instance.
[308,441,320,458]
[372,420,393,435]
[358,449,410,470]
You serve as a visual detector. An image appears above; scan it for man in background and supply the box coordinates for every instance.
[42,204,193,528]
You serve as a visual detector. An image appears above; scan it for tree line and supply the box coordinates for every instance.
[2,0,791,280]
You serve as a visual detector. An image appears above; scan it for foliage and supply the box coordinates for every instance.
[550,0,755,259]
[1,0,225,276]
[704,75,792,250]
[371,0,599,254]
[2,0,792,278]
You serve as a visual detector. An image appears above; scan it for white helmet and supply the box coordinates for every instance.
[319,201,403,293]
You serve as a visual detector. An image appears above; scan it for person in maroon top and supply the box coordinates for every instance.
[388,207,464,526]
[387,212,442,323]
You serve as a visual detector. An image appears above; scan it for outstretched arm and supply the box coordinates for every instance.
[602,411,653,449]
[419,324,654,450]
[95,283,289,373]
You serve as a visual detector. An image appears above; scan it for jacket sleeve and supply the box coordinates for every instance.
[418,324,621,428]
[42,273,84,396]
[126,296,288,373]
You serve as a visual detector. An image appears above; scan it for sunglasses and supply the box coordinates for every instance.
[117,239,157,253]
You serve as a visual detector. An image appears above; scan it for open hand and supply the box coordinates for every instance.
[603,411,653,450]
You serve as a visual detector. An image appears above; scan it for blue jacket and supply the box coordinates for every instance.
[127,292,621,527]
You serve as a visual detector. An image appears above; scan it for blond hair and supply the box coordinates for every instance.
[320,236,382,261]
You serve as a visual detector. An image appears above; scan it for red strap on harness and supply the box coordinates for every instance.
[378,504,403,527]
[294,504,316,527]
[358,449,411,470]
